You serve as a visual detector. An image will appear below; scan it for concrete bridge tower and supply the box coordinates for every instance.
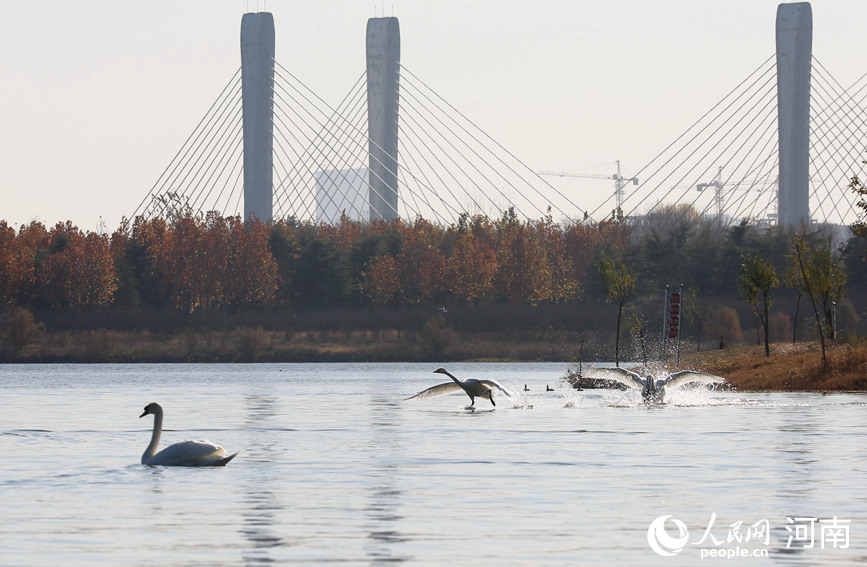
[366,17,401,222]
[776,2,812,231]
[241,13,275,222]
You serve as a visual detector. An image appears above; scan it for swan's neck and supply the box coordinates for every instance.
[442,370,462,385]
[142,408,163,464]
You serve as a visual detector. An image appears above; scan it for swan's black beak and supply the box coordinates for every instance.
[139,409,148,418]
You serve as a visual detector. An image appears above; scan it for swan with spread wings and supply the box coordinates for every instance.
[406,368,517,408]
[583,367,725,403]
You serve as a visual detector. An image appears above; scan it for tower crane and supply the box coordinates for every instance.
[696,166,777,219]
[538,160,638,212]
[696,166,728,217]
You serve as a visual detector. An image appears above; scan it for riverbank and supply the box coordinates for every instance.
[1,326,582,364]
[4,324,865,392]
[681,340,867,391]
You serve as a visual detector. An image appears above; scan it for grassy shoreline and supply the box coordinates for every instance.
[2,326,583,364]
[681,339,867,392]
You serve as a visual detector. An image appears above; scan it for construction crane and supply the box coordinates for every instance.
[696,167,729,217]
[538,160,638,212]
[696,166,776,219]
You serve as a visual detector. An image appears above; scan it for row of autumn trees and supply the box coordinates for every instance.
[0,210,613,311]
[1,205,866,322]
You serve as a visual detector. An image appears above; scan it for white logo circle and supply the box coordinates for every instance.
[647,515,689,556]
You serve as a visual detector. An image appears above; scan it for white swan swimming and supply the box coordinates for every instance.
[406,368,516,408]
[583,367,725,404]
[139,402,238,466]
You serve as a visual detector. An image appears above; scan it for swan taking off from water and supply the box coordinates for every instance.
[139,402,238,466]
[406,368,516,407]
[583,368,725,404]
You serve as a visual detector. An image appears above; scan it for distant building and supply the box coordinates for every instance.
[315,168,370,224]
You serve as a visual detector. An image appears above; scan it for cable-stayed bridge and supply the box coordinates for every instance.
[132,4,866,229]
[131,47,579,225]
[578,54,867,228]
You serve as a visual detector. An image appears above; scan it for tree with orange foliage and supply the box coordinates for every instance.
[223,217,279,307]
[72,232,118,306]
[5,222,50,307]
[536,216,578,303]
[37,222,117,307]
[0,222,28,307]
[494,210,558,304]
[318,213,363,253]
[446,215,499,304]
[157,214,206,311]
[159,212,237,311]
[493,212,526,302]
[362,254,401,305]
[395,217,447,305]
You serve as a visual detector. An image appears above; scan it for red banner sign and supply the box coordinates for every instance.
[667,291,680,339]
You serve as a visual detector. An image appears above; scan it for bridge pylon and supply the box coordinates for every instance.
[241,12,275,222]
[366,17,401,222]
[776,2,812,230]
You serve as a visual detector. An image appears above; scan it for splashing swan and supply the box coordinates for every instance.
[140,402,238,466]
[583,368,725,403]
[406,368,516,407]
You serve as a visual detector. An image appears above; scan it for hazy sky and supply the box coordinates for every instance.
[1,0,864,231]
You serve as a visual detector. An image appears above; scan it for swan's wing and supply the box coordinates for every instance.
[664,370,726,390]
[148,440,228,466]
[478,379,517,398]
[583,367,644,390]
[405,382,463,400]
[207,450,239,466]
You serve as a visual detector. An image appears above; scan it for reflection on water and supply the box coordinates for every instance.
[366,395,409,565]
[0,363,864,566]
[769,408,819,565]
[775,407,819,500]
[242,485,287,564]
[241,392,287,564]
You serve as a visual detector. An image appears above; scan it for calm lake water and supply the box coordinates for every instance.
[1,362,864,566]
